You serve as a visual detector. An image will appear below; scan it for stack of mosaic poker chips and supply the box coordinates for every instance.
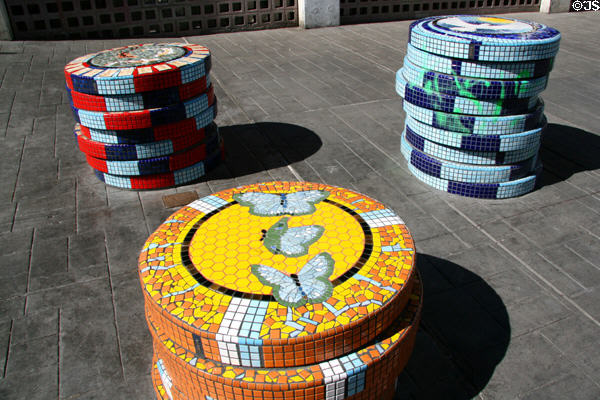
[396,15,561,199]
[64,43,223,190]
[139,181,422,400]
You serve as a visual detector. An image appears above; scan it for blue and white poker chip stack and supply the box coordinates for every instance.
[64,43,224,190]
[396,15,561,199]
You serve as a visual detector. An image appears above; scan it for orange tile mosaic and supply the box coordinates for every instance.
[149,273,422,400]
[139,182,417,369]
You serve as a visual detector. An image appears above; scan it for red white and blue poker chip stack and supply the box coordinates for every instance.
[65,43,224,190]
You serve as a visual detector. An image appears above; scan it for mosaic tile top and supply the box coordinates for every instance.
[431,16,554,38]
[409,16,561,61]
[88,44,187,68]
[64,43,211,95]
[139,182,416,367]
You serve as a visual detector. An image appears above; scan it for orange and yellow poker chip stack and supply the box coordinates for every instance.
[139,181,422,399]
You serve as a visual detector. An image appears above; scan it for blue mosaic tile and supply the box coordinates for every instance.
[65,43,211,95]
[94,143,223,189]
[72,93,216,131]
[66,75,211,112]
[402,57,548,100]
[406,162,541,199]
[404,126,539,165]
[88,134,220,176]
[409,16,561,62]
[404,115,545,152]
[396,69,538,116]
[75,123,219,161]
[403,100,544,135]
[406,43,554,80]
[401,133,537,184]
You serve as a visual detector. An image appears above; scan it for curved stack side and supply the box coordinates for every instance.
[396,70,539,116]
[65,43,223,190]
[68,75,211,112]
[75,122,219,161]
[139,181,421,399]
[71,87,216,130]
[405,115,545,152]
[143,270,415,370]
[79,112,218,144]
[404,125,540,165]
[401,134,538,184]
[93,141,224,190]
[397,15,560,199]
[149,273,422,400]
[85,133,221,176]
[403,101,545,136]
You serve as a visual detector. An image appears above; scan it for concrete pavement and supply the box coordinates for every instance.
[1,10,599,399]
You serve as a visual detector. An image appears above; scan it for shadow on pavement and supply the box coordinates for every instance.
[206,122,322,179]
[539,123,600,186]
[395,254,510,399]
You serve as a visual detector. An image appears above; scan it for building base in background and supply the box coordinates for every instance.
[0,0,13,40]
[299,0,340,28]
[0,0,573,40]
[540,0,572,12]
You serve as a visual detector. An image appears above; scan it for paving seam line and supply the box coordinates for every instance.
[445,201,600,329]
[183,35,304,183]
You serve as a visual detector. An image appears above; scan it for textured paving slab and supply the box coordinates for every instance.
[0,11,599,400]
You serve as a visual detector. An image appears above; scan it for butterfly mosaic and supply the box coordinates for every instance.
[260,217,324,258]
[233,190,329,217]
[251,253,334,308]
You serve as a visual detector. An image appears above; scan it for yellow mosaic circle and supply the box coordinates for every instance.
[139,181,416,368]
[189,201,364,295]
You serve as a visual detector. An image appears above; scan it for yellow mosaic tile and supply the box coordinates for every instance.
[139,181,416,368]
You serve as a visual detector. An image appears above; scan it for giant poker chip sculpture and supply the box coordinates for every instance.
[65,43,223,190]
[396,16,561,199]
[139,181,421,400]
